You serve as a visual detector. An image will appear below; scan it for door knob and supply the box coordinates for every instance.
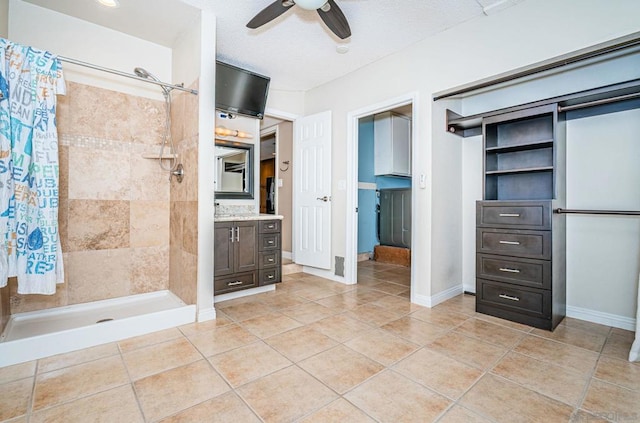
[316,196,331,202]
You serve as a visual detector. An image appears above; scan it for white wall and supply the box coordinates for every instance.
[302,0,640,304]
[8,0,172,100]
[0,0,8,38]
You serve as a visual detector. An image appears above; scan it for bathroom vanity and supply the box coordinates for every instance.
[214,214,283,295]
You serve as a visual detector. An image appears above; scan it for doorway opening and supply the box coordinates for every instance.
[346,94,417,299]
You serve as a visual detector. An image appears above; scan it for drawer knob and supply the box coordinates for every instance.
[499,294,520,301]
[499,267,521,273]
[499,240,520,245]
[228,281,243,286]
[267,224,274,229]
[267,275,274,279]
[268,240,275,245]
[499,213,521,217]
[268,258,274,262]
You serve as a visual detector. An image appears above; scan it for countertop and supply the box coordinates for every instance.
[214,213,284,222]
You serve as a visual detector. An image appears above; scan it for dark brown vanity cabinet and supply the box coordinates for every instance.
[476,104,566,331]
[214,219,282,295]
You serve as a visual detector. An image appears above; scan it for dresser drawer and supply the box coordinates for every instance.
[477,228,551,260]
[214,272,257,295]
[259,220,281,233]
[477,201,551,230]
[259,233,280,251]
[259,267,281,285]
[259,251,280,268]
[477,278,550,319]
[476,253,551,289]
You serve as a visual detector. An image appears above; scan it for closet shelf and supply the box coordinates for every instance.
[485,166,553,176]
[485,139,554,154]
[142,154,177,160]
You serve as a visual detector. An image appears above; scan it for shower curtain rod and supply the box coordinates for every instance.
[57,55,198,95]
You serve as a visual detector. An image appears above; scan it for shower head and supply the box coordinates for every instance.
[134,67,170,94]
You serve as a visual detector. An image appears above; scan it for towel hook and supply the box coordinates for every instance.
[279,160,290,172]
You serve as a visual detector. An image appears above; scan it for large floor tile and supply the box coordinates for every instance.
[33,355,129,411]
[345,370,451,423]
[37,343,119,374]
[310,314,374,342]
[393,348,482,400]
[370,294,423,315]
[209,341,291,387]
[123,337,202,380]
[561,317,611,337]
[280,302,335,324]
[299,398,376,423]
[134,360,230,422]
[345,329,419,366]
[315,293,363,311]
[410,307,470,329]
[593,355,640,392]
[513,335,599,375]
[381,316,447,345]
[158,391,260,423]
[460,374,574,422]
[601,332,635,360]
[299,345,384,394]
[237,366,337,423]
[177,315,233,337]
[344,303,403,327]
[218,302,274,322]
[0,361,36,385]
[118,327,183,353]
[427,332,507,370]
[264,326,338,362]
[531,325,607,352]
[581,379,640,420]
[491,351,589,406]
[240,312,302,338]
[29,385,143,423]
[0,377,33,421]
[186,323,257,357]
[438,405,493,423]
[455,318,526,348]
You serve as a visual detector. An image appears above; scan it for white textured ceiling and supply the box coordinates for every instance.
[22,0,524,91]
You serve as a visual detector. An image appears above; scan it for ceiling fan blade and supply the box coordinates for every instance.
[247,0,294,29]
[317,0,351,39]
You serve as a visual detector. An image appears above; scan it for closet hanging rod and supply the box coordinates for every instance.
[57,56,198,95]
[555,208,640,216]
[558,92,640,112]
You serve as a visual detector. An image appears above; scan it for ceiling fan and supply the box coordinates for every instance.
[247,0,352,40]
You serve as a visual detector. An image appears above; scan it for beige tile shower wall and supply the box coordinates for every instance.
[9,82,171,313]
[169,80,199,305]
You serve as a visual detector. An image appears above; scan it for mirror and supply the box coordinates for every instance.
[215,139,255,199]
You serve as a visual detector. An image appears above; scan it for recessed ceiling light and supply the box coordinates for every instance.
[336,45,349,54]
[97,0,120,8]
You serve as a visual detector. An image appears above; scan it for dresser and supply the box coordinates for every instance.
[476,104,566,330]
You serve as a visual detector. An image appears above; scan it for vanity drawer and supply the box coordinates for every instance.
[476,228,551,260]
[259,220,281,233]
[259,267,281,285]
[477,201,551,230]
[259,233,280,251]
[214,272,257,295]
[477,278,550,319]
[259,251,280,268]
[476,253,551,289]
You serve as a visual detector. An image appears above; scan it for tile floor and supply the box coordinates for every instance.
[1,260,639,422]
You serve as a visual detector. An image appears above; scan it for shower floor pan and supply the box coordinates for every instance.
[0,290,196,367]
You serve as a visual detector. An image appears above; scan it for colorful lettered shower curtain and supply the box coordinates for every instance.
[0,38,65,294]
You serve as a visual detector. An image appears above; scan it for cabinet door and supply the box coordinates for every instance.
[214,222,234,277]
[235,221,259,273]
[374,112,411,177]
[391,114,411,176]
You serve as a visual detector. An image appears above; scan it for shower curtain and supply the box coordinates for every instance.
[0,38,65,294]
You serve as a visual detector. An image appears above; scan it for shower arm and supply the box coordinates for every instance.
[57,56,198,95]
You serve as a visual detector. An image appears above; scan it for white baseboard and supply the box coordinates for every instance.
[214,285,275,303]
[197,307,217,322]
[463,283,475,294]
[282,251,292,260]
[412,284,463,308]
[566,305,636,331]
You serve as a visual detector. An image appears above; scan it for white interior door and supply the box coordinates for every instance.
[294,111,332,269]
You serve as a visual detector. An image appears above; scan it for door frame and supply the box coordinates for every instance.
[259,125,278,215]
[345,92,419,289]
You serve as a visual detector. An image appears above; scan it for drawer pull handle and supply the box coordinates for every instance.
[266,224,274,229]
[499,213,521,217]
[267,258,275,262]
[499,267,521,273]
[267,275,274,279]
[499,294,520,301]
[499,240,520,245]
[228,281,243,286]
[268,240,275,245]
